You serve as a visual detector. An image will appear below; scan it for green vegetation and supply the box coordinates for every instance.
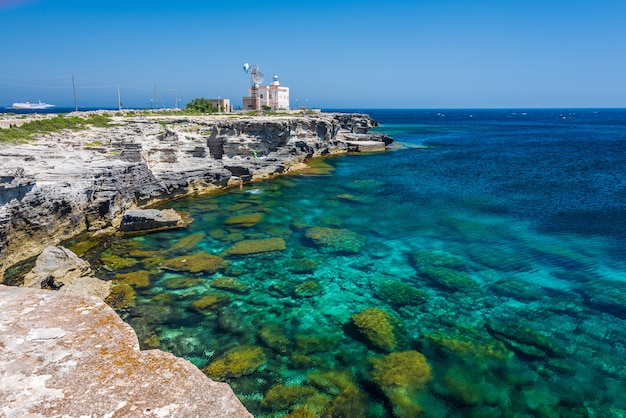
[185,97,219,113]
[0,114,112,143]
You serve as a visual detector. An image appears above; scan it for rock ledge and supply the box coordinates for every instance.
[0,284,252,417]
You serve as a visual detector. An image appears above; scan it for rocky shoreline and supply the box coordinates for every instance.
[0,110,392,416]
[0,111,392,278]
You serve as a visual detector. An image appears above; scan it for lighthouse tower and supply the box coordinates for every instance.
[245,74,290,111]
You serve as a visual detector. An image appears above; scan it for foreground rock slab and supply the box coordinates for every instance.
[0,285,252,417]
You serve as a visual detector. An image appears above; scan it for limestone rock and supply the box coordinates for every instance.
[21,245,110,299]
[0,284,252,417]
[119,208,182,232]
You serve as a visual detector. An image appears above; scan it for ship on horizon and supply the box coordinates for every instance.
[11,100,55,109]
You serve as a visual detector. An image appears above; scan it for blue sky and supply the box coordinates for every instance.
[1,0,625,109]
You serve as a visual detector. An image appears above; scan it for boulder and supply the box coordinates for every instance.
[21,246,110,300]
[0,285,252,417]
[119,208,182,232]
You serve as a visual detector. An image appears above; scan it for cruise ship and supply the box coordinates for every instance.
[11,101,55,109]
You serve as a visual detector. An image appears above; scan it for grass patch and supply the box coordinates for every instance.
[0,114,112,143]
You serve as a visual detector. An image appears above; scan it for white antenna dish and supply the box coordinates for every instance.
[252,70,264,85]
[243,63,264,85]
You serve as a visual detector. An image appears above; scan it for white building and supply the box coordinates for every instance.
[243,75,290,111]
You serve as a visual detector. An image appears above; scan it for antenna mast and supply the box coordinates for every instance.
[243,63,264,111]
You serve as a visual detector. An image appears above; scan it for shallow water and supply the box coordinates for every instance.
[85,109,626,417]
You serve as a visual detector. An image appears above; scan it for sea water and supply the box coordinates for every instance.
[84,109,626,417]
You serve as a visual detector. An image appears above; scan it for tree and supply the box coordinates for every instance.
[185,98,218,113]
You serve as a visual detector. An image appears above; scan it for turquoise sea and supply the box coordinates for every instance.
[85,109,626,417]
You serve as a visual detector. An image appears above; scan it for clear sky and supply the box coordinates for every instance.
[1,0,625,109]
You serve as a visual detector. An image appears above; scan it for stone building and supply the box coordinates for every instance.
[243,75,290,111]
[209,98,231,112]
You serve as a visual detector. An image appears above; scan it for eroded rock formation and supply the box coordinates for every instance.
[0,112,392,278]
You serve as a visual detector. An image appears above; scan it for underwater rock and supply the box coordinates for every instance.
[119,208,182,232]
[162,252,228,273]
[203,345,267,379]
[209,227,228,240]
[412,249,468,271]
[485,321,564,358]
[115,270,151,288]
[323,383,367,417]
[294,335,340,354]
[164,276,203,289]
[211,276,249,293]
[369,351,432,389]
[369,351,432,417]
[293,280,323,298]
[105,283,136,310]
[190,293,231,312]
[439,365,501,407]
[583,279,626,319]
[304,227,364,253]
[258,325,291,354]
[490,276,546,301]
[375,279,427,307]
[285,258,320,273]
[222,237,286,256]
[424,332,513,361]
[224,212,265,227]
[171,232,205,251]
[100,254,138,270]
[419,266,477,291]
[261,384,320,410]
[350,307,402,352]
[282,408,318,418]
[217,306,250,336]
[68,239,99,257]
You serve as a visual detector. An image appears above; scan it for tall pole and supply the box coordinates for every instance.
[174,89,178,109]
[117,84,122,111]
[72,74,78,111]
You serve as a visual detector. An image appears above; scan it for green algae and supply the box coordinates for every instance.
[375,279,427,307]
[163,277,203,289]
[222,237,286,256]
[304,226,364,253]
[224,212,264,227]
[115,271,151,288]
[203,345,266,379]
[210,277,248,293]
[161,253,228,273]
[350,307,401,352]
[105,283,136,309]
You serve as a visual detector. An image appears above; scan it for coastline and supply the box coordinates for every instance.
[0,110,392,416]
[0,110,392,279]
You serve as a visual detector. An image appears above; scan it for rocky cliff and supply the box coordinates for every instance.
[0,112,392,278]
